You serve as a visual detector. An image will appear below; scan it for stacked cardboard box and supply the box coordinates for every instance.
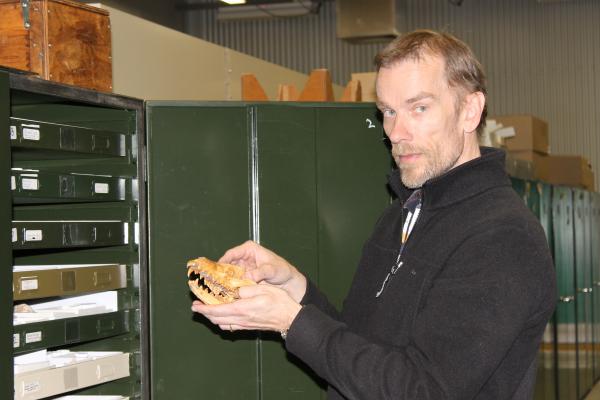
[493,115,549,160]
[493,114,595,191]
[536,155,595,191]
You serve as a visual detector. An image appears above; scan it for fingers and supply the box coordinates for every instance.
[218,323,248,332]
[218,240,258,265]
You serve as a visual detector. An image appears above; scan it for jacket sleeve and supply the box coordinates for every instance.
[284,224,556,400]
[300,278,342,320]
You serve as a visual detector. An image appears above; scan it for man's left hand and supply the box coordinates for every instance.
[191,283,302,333]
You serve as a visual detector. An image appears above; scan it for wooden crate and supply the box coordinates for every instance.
[0,0,112,92]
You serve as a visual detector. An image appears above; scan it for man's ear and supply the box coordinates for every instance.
[462,91,485,134]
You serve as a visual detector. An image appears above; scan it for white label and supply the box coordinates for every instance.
[25,229,43,242]
[94,182,110,194]
[123,222,129,245]
[13,334,20,348]
[11,228,17,243]
[21,177,39,191]
[11,176,16,190]
[134,222,139,245]
[22,380,41,395]
[22,128,40,141]
[20,278,39,291]
[10,126,17,140]
[25,331,42,344]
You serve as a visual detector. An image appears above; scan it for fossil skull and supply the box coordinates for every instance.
[187,257,256,305]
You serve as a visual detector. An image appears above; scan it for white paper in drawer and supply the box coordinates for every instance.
[13,263,119,272]
[15,350,124,374]
[14,350,50,374]
[53,396,127,400]
[14,351,130,400]
[14,291,118,325]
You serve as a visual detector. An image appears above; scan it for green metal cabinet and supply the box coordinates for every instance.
[526,181,557,400]
[1,69,147,400]
[553,186,578,400]
[145,102,391,399]
[592,192,600,382]
[0,69,14,400]
[574,190,594,395]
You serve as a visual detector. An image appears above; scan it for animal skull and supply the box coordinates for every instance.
[187,257,256,305]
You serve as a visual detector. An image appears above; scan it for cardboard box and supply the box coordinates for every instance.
[507,150,546,163]
[0,0,112,92]
[536,154,595,191]
[492,115,549,154]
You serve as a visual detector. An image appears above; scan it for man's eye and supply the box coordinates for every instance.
[415,105,427,113]
[383,109,395,117]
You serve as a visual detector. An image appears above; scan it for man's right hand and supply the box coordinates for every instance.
[219,240,307,303]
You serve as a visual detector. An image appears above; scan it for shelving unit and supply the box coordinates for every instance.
[1,68,147,400]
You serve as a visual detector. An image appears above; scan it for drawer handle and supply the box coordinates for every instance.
[559,296,575,303]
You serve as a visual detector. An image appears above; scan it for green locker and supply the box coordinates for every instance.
[145,101,391,399]
[592,192,600,382]
[574,190,594,395]
[531,182,557,400]
[553,186,578,400]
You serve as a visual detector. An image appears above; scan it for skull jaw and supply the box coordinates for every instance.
[188,279,238,305]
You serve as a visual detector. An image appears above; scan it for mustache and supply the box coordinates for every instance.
[391,144,422,157]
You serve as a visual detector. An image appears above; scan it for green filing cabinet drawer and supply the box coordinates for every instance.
[13,310,130,354]
[11,169,127,204]
[13,264,126,300]
[10,117,127,158]
[12,220,126,250]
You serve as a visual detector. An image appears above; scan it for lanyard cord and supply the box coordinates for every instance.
[375,190,422,298]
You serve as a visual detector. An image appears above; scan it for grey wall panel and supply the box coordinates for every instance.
[185,1,385,86]
[185,0,600,191]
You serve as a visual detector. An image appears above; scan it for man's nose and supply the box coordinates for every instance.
[386,117,412,143]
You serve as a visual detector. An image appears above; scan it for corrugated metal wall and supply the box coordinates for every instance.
[185,0,385,85]
[185,0,600,190]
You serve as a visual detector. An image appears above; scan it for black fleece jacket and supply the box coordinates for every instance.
[285,147,557,400]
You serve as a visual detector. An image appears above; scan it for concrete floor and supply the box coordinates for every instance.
[586,382,600,400]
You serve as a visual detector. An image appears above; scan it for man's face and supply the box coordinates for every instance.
[376,55,469,188]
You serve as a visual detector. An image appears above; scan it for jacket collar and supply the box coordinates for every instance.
[388,147,511,210]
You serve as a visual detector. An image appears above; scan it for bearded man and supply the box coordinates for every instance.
[193,30,557,400]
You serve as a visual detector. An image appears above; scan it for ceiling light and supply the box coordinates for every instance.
[220,0,247,4]
[217,1,316,20]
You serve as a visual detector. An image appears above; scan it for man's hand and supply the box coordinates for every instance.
[219,240,307,303]
[191,284,302,333]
